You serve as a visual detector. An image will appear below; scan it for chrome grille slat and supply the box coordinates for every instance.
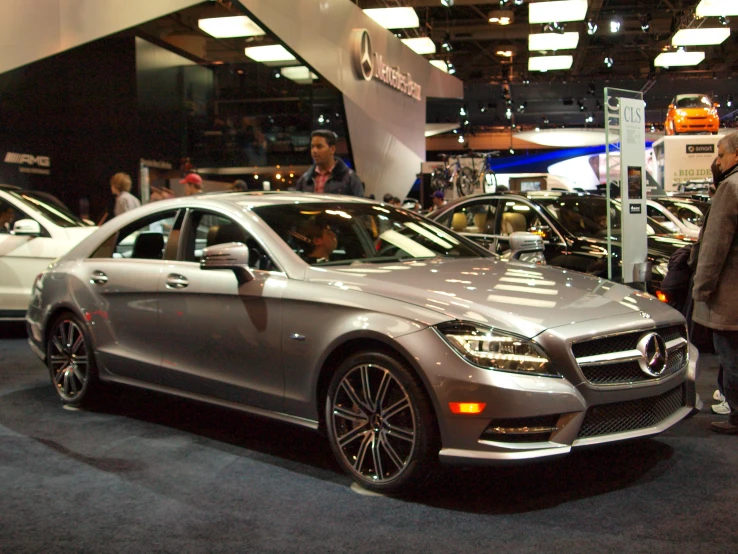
[572,324,688,386]
[577,384,685,438]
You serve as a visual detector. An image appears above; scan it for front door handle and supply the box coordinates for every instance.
[165,274,189,289]
[90,270,108,285]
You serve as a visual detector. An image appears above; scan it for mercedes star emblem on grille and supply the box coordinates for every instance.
[636,332,668,377]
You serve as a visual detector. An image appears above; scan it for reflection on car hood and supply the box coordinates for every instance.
[308,257,673,338]
[575,234,694,259]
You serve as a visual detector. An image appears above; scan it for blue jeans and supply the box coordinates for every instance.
[713,330,738,424]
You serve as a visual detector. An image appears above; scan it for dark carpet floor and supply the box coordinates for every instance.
[1,322,736,553]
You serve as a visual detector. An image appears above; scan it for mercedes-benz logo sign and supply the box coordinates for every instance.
[351,29,373,81]
[636,332,668,377]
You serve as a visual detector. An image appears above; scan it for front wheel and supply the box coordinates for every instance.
[325,351,438,495]
[46,313,100,407]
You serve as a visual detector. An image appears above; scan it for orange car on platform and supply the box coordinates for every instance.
[664,94,720,135]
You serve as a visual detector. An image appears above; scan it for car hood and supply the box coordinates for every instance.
[307,257,672,338]
[573,233,694,259]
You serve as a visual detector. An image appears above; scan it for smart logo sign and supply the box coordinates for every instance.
[4,152,51,175]
[686,144,714,154]
[351,29,422,102]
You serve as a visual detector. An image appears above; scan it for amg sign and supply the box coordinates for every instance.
[4,152,51,167]
[351,29,422,102]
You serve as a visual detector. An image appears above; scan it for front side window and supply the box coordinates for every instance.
[436,200,497,235]
[254,203,490,266]
[182,210,275,271]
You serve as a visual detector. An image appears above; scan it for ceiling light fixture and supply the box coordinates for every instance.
[363,7,419,29]
[401,37,437,54]
[719,16,730,25]
[586,114,594,123]
[542,22,567,34]
[587,19,598,35]
[447,62,456,74]
[588,82,596,95]
[672,28,731,45]
[654,50,706,67]
[430,59,449,72]
[727,94,734,108]
[441,0,454,7]
[198,15,265,38]
[529,0,588,23]
[610,19,621,33]
[529,32,579,50]
[488,10,514,24]
[528,55,574,71]
[696,1,738,17]
[245,45,297,65]
[604,56,614,67]
[442,32,453,51]
[280,66,318,84]
[640,14,652,32]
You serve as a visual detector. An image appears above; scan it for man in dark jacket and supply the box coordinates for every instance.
[295,130,364,197]
[693,131,738,434]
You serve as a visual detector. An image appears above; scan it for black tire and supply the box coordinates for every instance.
[457,166,476,196]
[325,351,439,495]
[430,172,447,192]
[46,312,100,407]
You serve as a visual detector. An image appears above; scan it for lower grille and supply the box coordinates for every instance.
[576,384,685,439]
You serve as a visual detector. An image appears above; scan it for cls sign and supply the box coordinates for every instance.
[4,152,51,167]
[606,95,644,129]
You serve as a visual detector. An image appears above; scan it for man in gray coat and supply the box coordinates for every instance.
[693,131,738,434]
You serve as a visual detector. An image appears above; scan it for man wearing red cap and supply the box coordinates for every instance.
[181,173,203,196]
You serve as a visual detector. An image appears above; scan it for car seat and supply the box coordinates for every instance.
[451,212,467,232]
[131,232,164,259]
[501,212,526,235]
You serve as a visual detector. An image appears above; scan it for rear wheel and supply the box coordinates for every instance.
[430,171,447,192]
[457,166,476,196]
[325,351,438,495]
[46,313,99,407]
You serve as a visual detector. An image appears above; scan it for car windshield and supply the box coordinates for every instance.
[9,190,87,228]
[253,202,491,266]
[534,195,671,239]
[675,95,711,109]
[655,198,709,230]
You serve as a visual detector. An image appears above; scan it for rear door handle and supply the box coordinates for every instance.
[90,271,108,285]
[165,273,189,289]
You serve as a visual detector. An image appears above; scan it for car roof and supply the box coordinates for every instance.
[675,93,710,100]
[197,190,376,207]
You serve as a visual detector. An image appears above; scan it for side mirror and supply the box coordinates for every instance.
[668,104,675,109]
[201,241,255,284]
[714,102,720,108]
[508,231,546,264]
[12,219,41,236]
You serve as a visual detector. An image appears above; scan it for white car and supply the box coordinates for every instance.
[646,197,709,239]
[0,185,97,320]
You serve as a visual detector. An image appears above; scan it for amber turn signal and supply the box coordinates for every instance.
[656,290,668,303]
[449,402,486,414]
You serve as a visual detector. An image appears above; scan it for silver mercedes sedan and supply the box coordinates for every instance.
[26,191,697,494]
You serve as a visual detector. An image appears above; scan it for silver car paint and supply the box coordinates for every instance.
[27,192,695,462]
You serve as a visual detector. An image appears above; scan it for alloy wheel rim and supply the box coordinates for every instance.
[330,363,417,485]
[49,320,89,400]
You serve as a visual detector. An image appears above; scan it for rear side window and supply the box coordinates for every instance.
[91,210,180,260]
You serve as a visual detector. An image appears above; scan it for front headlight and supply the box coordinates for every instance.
[436,322,559,377]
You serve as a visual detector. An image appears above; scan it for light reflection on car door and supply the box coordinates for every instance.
[156,210,285,411]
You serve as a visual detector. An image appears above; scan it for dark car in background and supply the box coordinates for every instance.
[428,191,695,295]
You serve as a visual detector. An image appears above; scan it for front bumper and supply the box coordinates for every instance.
[395,319,695,464]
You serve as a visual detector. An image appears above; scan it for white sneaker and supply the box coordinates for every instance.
[711,401,730,415]
[713,390,725,402]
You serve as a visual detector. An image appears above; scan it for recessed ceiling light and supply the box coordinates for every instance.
[245,45,297,65]
[528,55,574,71]
[529,0,588,24]
[696,0,738,17]
[198,15,265,38]
[672,28,731,46]
[587,19,598,35]
[430,59,449,72]
[528,32,579,51]
[363,7,419,29]
[280,66,318,84]
[654,50,706,67]
[488,10,514,25]
[401,37,437,54]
